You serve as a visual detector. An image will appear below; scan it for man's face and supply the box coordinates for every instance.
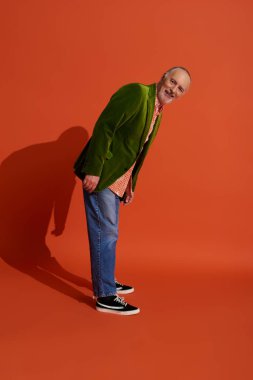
[156,68,191,106]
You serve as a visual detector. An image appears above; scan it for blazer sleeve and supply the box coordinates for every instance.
[80,83,144,177]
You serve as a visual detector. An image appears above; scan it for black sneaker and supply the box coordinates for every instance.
[115,279,134,294]
[96,295,140,315]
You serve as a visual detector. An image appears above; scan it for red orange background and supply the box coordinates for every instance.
[1,1,253,379]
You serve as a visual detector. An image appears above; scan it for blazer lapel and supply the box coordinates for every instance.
[147,111,162,145]
[137,82,157,151]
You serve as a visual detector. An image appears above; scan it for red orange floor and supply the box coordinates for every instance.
[1,239,253,380]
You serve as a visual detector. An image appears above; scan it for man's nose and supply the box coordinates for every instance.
[170,87,176,97]
[170,85,179,97]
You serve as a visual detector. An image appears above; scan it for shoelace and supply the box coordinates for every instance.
[114,295,127,306]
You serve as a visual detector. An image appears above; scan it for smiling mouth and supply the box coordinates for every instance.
[165,90,173,98]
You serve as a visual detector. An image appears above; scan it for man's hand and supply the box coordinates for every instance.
[123,176,134,205]
[82,174,100,193]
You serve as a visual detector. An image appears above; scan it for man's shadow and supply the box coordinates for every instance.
[0,126,94,307]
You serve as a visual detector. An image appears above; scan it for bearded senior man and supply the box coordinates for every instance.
[73,66,191,315]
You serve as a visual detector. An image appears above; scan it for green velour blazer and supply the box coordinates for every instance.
[73,81,163,195]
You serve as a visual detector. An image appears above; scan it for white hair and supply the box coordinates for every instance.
[162,66,191,81]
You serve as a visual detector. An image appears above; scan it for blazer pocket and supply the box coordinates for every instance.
[105,150,113,160]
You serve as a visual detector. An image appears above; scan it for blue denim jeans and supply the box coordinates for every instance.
[83,187,121,297]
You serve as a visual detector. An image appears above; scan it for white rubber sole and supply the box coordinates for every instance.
[96,306,140,315]
[92,288,134,299]
[116,287,134,295]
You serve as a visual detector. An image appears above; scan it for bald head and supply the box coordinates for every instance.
[163,66,191,82]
